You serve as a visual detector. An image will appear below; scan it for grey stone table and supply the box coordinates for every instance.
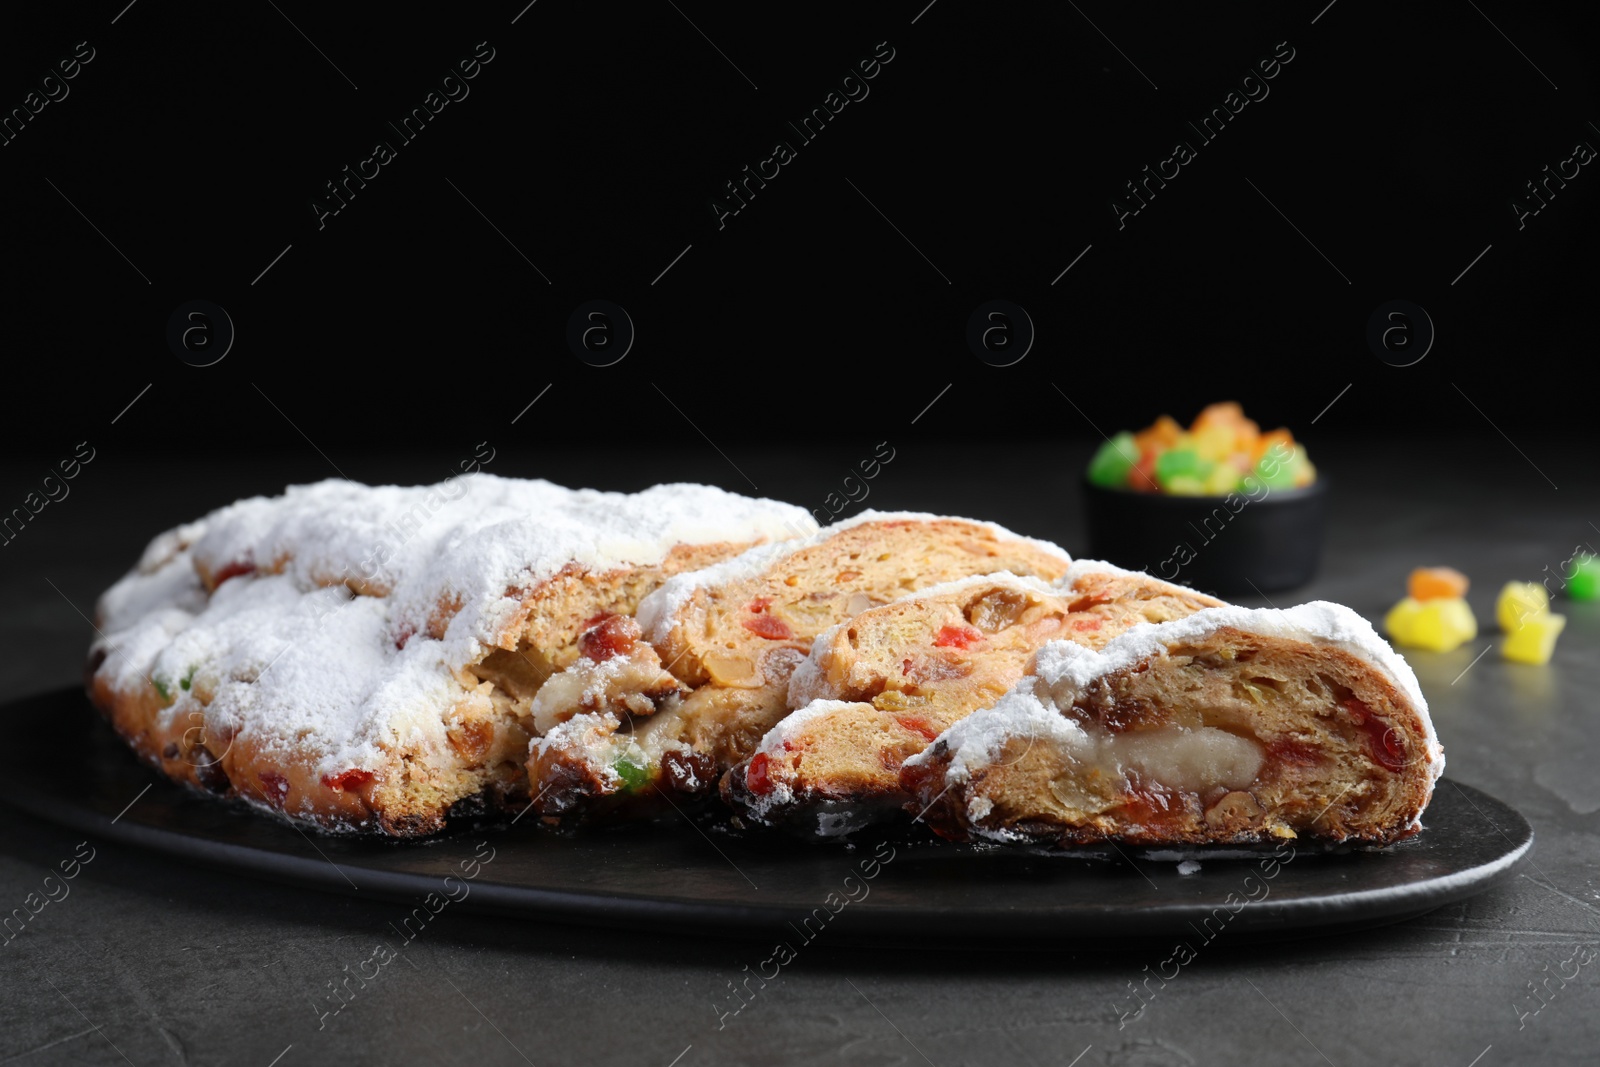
[2,440,1596,1066]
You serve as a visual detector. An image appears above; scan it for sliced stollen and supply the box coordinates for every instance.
[525,512,1071,820]
[723,563,1222,834]
[901,602,1444,847]
[86,475,810,836]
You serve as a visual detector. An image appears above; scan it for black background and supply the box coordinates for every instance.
[1,2,1594,458]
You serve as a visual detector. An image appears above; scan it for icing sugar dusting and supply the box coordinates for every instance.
[91,477,809,779]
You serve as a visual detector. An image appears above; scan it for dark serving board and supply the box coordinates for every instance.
[0,689,1531,945]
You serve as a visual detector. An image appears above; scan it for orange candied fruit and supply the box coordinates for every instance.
[1133,414,1184,454]
[1251,427,1294,462]
[1408,567,1469,601]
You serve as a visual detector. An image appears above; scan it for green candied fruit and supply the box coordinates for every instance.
[151,676,171,701]
[179,665,198,692]
[1254,446,1297,489]
[612,757,651,792]
[1164,475,1207,496]
[1155,448,1211,490]
[1569,554,1600,602]
[1087,431,1139,488]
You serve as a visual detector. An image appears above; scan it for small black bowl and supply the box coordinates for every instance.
[1081,477,1328,596]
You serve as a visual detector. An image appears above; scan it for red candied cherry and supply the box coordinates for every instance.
[213,560,255,584]
[321,769,375,792]
[895,715,940,742]
[932,625,984,650]
[740,614,792,640]
[580,615,639,661]
[1344,697,1406,772]
[746,753,774,795]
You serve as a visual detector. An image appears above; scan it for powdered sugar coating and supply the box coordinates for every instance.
[911,680,1084,786]
[1052,557,1210,599]
[1032,602,1431,736]
[636,510,1069,645]
[91,476,810,784]
[1055,557,1152,587]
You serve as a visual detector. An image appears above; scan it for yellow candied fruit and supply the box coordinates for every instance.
[1502,612,1565,665]
[1202,463,1239,495]
[1192,424,1236,462]
[1385,597,1423,637]
[1386,596,1477,652]
[1496,581,1549,633]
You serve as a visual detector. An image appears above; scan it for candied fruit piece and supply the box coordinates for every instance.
[745,752,774,795]
[612,757,651,792]
[1254,447,1297,490]
[1087,432,1139,488]
[1385,596,1477,652]
[1416,599,1478,651]
[1496,581,1549,632]
[740,614,793,640]
[321,769,375,791]
[1192,424,1235,462]
[932,624,984,650]
[1410,567,1470,601]
[580,615,639,661]
[1384,596,1422,635]
[1110,406,1312,496]
[1192,401,1245,427]
[1231,418,1262,452]
[213,560,255,584]
[1202,463,1239,495]
[1253,428,1294,462]
[894,715,940,741]
[1130,450,1161,492]
[1568,555,1600,602]
[1288,445,1316,487]
[1136,415,1183,452]
[1502,612,1565,664]
[1155,448,1208,488]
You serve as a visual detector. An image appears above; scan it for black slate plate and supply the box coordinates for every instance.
[0,689,1531,945]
